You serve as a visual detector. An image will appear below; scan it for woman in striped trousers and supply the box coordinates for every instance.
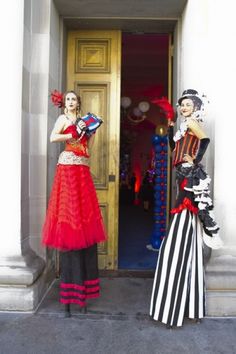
[150,89,222,328]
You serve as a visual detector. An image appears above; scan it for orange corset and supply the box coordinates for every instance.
[64,137,89,157]
[173,133,199,166]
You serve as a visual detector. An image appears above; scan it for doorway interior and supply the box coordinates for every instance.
[118,33,169,270]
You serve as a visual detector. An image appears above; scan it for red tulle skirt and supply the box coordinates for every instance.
[42,164,107,251]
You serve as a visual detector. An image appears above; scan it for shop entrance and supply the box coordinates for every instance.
[118,33,170,270]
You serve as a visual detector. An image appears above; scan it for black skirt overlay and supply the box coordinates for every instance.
[59,244,99,307]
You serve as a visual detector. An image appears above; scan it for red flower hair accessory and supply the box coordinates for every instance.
[50,89,63,108]
[152,97,175,121]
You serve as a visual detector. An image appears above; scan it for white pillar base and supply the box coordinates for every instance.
[206,255,236,316]
[0,251,54,311]
[206,291,236,317]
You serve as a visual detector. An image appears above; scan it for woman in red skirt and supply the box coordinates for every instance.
[42,90,106,317]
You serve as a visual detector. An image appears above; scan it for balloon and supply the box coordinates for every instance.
[153,223,162,229]
[155,146,162,153]
[155,185,164,191]
[155,162,162,169]
[160,219,166,224]
[155,168,162,175]
[156,200,163,207]
[154,194,161,201]
[161,136,168,143]
[152,135,161,145]
[155,177,163,184]
[155,125,167,136]
[133,107,142,117]
[163,161,168,167]
[154,207,161,213]
[151,238,162,250]
[163,145,168,152]
[155,215,165,221]
[138,101,150,113]
[154,184,161,191]
[163,169,167,176]
[121,96,131,109]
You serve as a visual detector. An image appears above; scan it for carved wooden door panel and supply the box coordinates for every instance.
[67,30,121,269]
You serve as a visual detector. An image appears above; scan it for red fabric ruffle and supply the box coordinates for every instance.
[180,177,188,190]
[170,197,198,215]
[42,164,107,251]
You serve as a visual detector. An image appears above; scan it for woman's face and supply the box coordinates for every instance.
[65,92,78,112]
[180,98,195,118]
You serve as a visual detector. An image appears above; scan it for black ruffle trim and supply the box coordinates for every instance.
[175,164,220,237]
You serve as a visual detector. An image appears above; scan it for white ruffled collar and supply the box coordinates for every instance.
[173,119,188,142]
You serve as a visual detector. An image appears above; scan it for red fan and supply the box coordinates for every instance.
[50,89,63,108]
[152,97,175,121]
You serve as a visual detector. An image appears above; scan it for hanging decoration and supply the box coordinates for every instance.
[121,96,150,124]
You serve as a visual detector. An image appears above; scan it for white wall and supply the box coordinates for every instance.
[47,0,63,196]
[22,0,61,259]
[175,0,236,256]
[206,0,236,255]
[0,1,24,256]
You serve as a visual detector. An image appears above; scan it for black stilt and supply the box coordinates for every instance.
[195,319,201,324]
[64,303,71,318]
[166,324,173,329]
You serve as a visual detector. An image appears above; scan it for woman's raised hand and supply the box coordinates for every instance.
[167,119,175,127]
[77,119,87,132]
[183,153,194,164]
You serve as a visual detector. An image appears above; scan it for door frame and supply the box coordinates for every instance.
[57,24,174,273]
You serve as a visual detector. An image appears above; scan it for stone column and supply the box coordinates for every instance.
[176,0,236,316]
[202,0,236,316]
[0,0,46,311]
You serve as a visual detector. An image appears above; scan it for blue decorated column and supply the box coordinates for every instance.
[149,126,168,250]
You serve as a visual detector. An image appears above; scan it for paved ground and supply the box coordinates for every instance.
[0,278,236,354]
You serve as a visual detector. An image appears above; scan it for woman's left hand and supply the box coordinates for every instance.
[183,154,194,164]
[78,119,86,131]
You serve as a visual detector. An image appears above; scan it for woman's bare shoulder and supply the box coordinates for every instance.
[56,114,66,122]
[187,118,201,128]
[52,114,67,132]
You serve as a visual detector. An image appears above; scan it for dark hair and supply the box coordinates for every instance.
[63,90,81,112]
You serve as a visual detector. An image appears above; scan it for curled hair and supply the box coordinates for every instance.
[179,96,203,111]
[188,96,202,111]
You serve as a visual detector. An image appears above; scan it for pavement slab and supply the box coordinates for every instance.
[0,277,236,354]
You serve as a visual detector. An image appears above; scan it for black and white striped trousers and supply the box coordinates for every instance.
[150,209,205,327]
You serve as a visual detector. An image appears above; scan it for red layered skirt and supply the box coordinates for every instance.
[42,164,106,251]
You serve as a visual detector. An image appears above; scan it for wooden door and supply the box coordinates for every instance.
[67,30,121,269]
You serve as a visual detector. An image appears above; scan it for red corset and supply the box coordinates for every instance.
[173,133,199,166]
